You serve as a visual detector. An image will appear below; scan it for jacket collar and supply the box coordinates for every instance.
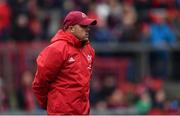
[51,30,88,48]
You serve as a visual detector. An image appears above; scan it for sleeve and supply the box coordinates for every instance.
[32,45,64,109]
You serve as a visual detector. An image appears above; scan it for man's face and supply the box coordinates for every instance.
[71,24,90,41]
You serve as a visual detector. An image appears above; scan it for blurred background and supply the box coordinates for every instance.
[0,0,180,115]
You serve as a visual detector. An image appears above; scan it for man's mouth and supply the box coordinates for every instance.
[86,33,89,37]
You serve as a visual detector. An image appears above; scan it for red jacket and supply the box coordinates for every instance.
[32,30,95,114]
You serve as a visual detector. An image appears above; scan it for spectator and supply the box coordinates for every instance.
[90,77,103,107]
[107,89,126,109]
[106,0,123,42]
[148,11,176,79]
[16,70,36,112]
[153,89,166,109]
[149,12,176,47]
[9,0,29,24]
[41,14,51,40]
[11,14,35,41]
[28,0,42,40]
[120,2,139,42]
[166,8,180,42]
[0,0,11,41]
[99,75,117,101]
[134,90,152,114]
[0,77,9,112]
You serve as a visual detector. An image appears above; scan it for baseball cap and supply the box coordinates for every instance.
[63,11,97,30]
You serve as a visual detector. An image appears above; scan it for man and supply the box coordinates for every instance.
[32,11,97,115]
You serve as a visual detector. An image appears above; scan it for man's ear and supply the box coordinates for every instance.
[69,26,75,32]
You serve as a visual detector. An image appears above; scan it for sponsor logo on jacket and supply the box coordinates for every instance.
[68,57,75,63]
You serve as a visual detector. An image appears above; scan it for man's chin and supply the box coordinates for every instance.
[82,38,89,42]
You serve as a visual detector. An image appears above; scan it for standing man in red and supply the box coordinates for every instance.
[32,11,97,115]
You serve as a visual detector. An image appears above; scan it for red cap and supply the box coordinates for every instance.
[63,11,97,30]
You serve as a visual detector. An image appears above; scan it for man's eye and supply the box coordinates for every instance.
[80,25,88,28]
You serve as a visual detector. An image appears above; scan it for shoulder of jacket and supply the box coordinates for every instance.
[49,40,69,50]
[37,41,68,58]
[38,41,69,60]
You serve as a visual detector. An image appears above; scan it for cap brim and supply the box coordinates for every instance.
[79,18,97,26]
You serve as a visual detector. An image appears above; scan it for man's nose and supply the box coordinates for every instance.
[86,27,90,32]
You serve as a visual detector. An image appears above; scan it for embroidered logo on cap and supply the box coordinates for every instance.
[81,13,87,18]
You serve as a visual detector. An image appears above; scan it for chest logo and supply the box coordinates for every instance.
[87,55,92,63]
[87,55,92,70]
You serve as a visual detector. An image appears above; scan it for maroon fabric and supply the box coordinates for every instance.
[63,11,97,30]
[32,30,95,114]
[0,2,11,30]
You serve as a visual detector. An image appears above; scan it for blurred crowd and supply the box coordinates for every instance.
[90,74,179,114]
[90,57,180,114]
[0,0,180,115]
[0,0,179,42]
